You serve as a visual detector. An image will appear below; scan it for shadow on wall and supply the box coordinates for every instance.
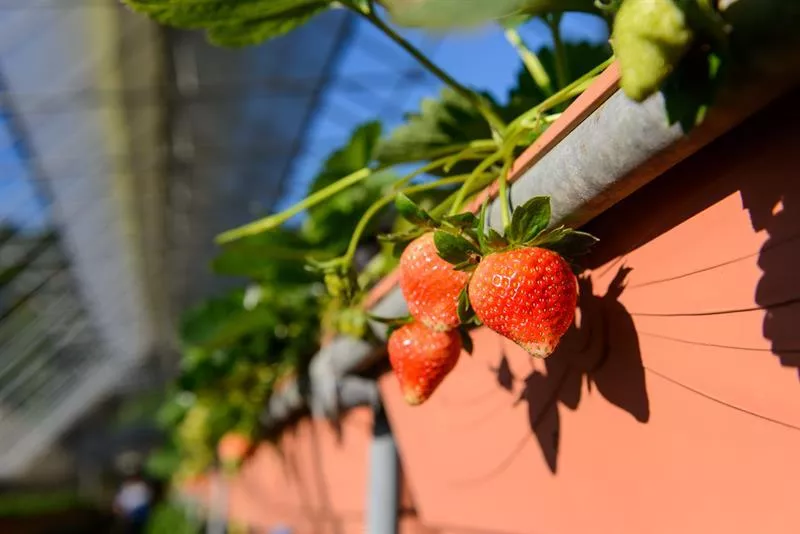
[496,266,650,473]
[738,119,800,380]
[582,87,800,386]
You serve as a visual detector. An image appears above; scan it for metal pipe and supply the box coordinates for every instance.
[366,402,398,534]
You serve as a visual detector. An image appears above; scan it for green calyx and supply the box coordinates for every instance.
[439,195,599,268]
[483,195,599,260]
[383,193,483,268]
[391,193,598,271]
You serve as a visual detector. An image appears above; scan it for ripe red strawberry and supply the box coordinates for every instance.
[468,247,577,358]
[399,232,470,331]
[388,321,462,405]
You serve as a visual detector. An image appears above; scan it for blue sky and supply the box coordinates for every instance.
[0,111,49,233]
[276,12,609,212]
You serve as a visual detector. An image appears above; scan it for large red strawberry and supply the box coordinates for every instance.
[399,232,470,331]
[469,247,577,357]
[388,321,462,405]
[430,196,596,358]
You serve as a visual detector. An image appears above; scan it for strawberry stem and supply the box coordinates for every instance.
[430,172,498,218]
[216,167,372,244]
[449,151,505,216]
[498,156,513,229]
[546,14,569,90]
[393,142,496,190]
[504,26,553,96]
[343,173,491,266]
[506,57,614,138]
[216,138,497,245]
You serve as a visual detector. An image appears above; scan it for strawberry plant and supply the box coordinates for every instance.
[386,193,596,358]
[121,0,783,437]
[124,0,618,414]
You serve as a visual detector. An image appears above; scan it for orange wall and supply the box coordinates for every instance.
[197,407,434,534]
[380,93,800,534]
[215,92,800,534]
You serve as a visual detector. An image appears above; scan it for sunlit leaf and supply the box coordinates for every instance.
[376,88,497,171]
[383,0,599,29]
[122,0,331,47]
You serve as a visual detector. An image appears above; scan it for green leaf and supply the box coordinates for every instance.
[452,260,479,272]
[433,230,480,265]
[122,0,331,47]
[383,0,599,29]
[212,229,324,282]
[662,47,724,131]
[309,122,382,192]
[207,5,328,47]
[476,200,489,252]
[534,227,599,260]
[378,228,424,244]
[486,228,509,249]
[303,123,397,252]
[376,88,497,172]
[181,292,278,349]
[507,196,551,244]
[612,0,694,102]
[500,13,533,29]
[456,286,475,323]
[367,313,413,327]
[395,193,436,227]
[443,212,477,229]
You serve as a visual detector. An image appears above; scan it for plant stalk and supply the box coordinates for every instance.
[449,151,505,216]
[507,56,613,135]
[393,144,495,190]
[343,173,488,265]
[216,167,372,244]
[430,172,499,218]
[498,156,513,228]
[358,9,507,136]
[546,14,569,89]
[504,27,553,96]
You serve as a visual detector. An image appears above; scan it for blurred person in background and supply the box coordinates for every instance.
[112,469,152,534]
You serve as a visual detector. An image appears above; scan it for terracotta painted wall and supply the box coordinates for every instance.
[192,407,435,534]
[380,92,800,534]
[207,90,800,534]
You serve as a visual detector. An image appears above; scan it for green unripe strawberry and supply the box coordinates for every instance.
[612,0,694,101]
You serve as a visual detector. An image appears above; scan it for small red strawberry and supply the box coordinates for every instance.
[388,321,462,405]
[399,232,470,331]
[469,247,577,357]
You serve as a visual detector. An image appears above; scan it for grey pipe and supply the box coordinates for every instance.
[261,337,379,427]
[487,91,682,231]
[366,403,398,534]
[206,472,228,534]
